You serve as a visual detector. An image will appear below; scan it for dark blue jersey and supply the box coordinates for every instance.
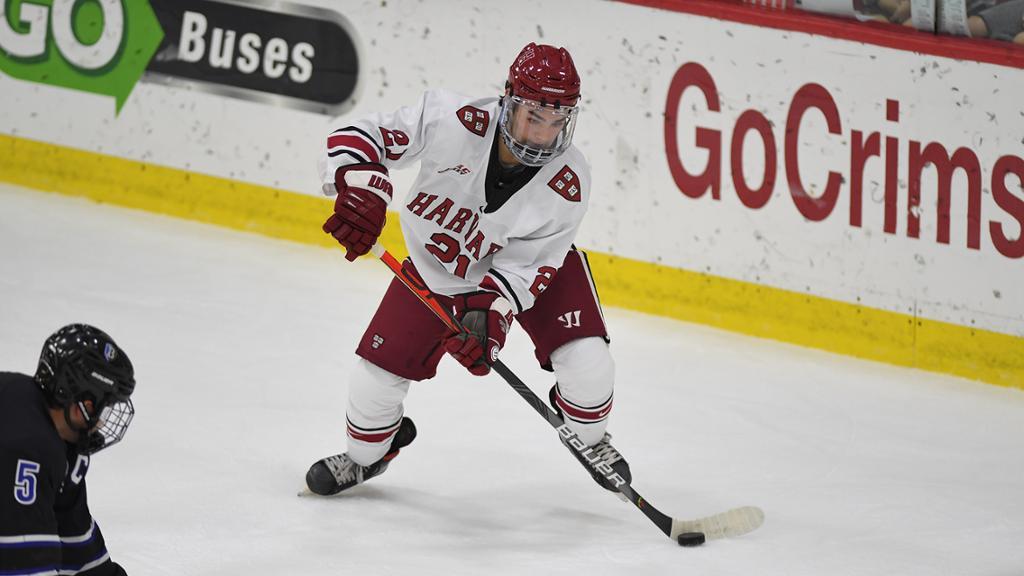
[0,372,121,576]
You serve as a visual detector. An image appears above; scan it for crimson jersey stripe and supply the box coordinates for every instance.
[337,126,384,155]
[328,133,381,164]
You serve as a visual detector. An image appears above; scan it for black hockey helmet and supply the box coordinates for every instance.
[35,324,136,455]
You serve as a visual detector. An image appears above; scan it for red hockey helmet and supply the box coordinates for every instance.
[500,43,581,166]
[507,43,581,108]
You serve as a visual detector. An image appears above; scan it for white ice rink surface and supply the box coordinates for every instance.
[2,184,1023,576]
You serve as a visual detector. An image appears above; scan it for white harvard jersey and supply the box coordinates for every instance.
[322,89,591,314]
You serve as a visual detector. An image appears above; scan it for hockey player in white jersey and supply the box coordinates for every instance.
[306,43,628,496]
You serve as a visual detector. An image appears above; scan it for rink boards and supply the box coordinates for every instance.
[0,0,1021,387]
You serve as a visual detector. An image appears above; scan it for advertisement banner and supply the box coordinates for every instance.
[0,0,163,111]
[0,0,359,115]
[145,0,360,114]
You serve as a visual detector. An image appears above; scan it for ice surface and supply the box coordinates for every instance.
[2,185,1022,575]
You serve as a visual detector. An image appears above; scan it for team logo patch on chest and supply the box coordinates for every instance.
[457,106,490,137]
[548,165,581,202]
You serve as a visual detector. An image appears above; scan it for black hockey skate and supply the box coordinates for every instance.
[574,433,631,493]
[305,417,417,496]
[549,386,631,494]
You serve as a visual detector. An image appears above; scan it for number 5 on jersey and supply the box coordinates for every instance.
[14,459,41,505]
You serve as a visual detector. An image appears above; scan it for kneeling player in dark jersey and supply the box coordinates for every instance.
[0,324,136,576]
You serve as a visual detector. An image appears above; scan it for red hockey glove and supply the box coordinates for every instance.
[445,291,515,376]
[322,163,394,261]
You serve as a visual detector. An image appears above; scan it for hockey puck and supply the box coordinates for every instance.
[676,532,706,547]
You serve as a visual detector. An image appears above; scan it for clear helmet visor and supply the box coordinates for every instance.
[499,95,579,167]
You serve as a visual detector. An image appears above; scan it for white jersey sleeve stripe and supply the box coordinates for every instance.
[0,533,61,544]
[59,520,97,544]
[0,520,99,545]
[57,551,110,575]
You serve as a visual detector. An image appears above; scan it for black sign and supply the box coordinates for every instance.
[145,0,358,114]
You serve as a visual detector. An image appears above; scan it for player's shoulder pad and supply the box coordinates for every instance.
[543,146,591,205]
[0,373,64,461]
[421,88,479,113]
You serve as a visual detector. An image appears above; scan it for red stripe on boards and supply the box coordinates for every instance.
[615,0,1024,70]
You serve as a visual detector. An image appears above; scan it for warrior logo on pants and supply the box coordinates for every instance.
[558,310,581,328]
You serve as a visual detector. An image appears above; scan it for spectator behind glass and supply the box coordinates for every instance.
[968,0,1024,43]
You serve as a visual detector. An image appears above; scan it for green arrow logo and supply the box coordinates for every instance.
[0,0,164,113]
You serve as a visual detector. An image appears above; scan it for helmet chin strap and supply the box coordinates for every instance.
[63,402,107,453]
[63,400,95,433]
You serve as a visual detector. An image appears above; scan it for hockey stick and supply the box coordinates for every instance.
[367,244,764,543]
